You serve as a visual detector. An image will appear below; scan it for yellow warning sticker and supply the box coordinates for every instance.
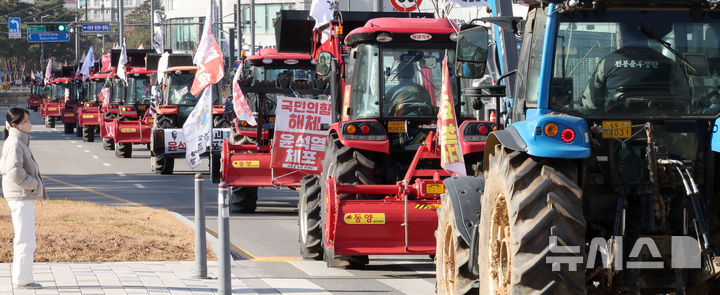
[415,204,442,210]
[388,121,406,133]
[344,213,385,224]
[232,160,260,168]
[120,128,137,133]
[63,114,74,117]
[48,108,57,111]
[426,183,445,194]
[82,115,95,118]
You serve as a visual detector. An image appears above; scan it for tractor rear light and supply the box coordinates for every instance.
[561,128,575,143]
[544,123,558,137]
[477,125,489,135]
[335,26,343,35]
[240,120,248,127]
[360,124,370,134]
[346,124,357,134]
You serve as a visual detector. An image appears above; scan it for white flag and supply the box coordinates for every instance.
[30,71,35,81]
[117,39,128,82]
[232,65,256,126]
[194,1,215,65]
[310,0,334,29]
[44,58,52,83]
[157,52,169,84]
[153,11,164,53]
[182,87,214,170]
[79,46,95,81]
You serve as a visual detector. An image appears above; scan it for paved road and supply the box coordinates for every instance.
[0,105,436,294]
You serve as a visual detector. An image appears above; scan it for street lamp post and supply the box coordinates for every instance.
[40,15,50,70]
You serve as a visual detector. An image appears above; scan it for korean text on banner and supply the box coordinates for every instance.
[437,56,466,176]
[270,97,332,172]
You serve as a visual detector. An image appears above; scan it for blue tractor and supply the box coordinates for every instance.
[437,0,720,294]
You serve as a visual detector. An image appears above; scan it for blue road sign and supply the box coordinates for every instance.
[82,23,110,32]
[8,17,21,39]
[27,32,70,42]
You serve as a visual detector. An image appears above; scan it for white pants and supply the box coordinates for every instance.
[7,200,36,285]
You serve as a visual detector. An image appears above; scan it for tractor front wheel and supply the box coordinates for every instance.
[115,143,132,158]
[103,137,114,150]
[64,122,74,134]
[477,146,585,295]
[435,193,477,295]
[75,121,82,137]
[45,116,55,128]
[298,175,323,260]
[153,153,174,174]
[230,186,258,213]
[82,126,95,142]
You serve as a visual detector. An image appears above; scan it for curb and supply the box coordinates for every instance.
[169,211,246,261]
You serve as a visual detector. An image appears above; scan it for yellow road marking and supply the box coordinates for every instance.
[43,175,302,262]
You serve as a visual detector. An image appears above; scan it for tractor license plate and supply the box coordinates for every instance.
[48,108,56,111]
[601,120,631,139]
[82,115,95,118]
[231,160,260,168]
[63,114,73,117]
[388,121,406,133]
[426,183,444,194]
[343,213,385,224]
[120,128,137,133]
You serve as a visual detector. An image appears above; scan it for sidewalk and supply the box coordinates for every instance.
[0,261,246,295]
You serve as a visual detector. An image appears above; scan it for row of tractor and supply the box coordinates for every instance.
[30,0,720,293]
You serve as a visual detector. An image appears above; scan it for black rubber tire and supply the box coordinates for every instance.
[214,115,232,128]
[435,193,477,295]
[210,151,222,183]
[318,133,378,268]
[477,145,585,295]
[75,121,82,137]
[82,126,95,142]
[154,153,175,175]
[47,117,55,128]
[103,137,114,150]
[64,122,74,134]
[115,143,132,158]
[298,174,323,260]
[230,186,258,213]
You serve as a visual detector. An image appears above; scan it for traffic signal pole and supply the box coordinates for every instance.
[118,0,124,45]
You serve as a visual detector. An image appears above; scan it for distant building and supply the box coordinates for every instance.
[76,0,141,22]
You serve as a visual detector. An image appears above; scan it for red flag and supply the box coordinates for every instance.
[99,86,110,106]
[101,53,112,72]
[437,56,466,176]
[232,66,256,126]
[190,1,224,96]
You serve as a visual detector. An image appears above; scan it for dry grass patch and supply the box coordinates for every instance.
[0,199,215,262]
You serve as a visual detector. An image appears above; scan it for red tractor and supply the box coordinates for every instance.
[149,54,231,174]
[27,82,46,111]
[283,12,492,268]
[102,50,156,158]
[75,63,108,142]
[220,46,327,213]
[42,67,77,130]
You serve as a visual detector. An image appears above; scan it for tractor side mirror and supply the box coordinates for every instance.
[316,52,332,77]
[455,26,489,79]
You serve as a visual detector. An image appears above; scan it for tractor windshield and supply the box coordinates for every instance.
[90,81,105,101]
[35,85,47,96]
[166,73,221,106]
[127,77,152,105]
[245,65,316,115]
[349,44,465,119]
[111,81,124,103]
[51,84,70,99]
[549,10,720,118]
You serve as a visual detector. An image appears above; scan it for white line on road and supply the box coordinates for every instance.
[377,279,435,295]
[134,184,145,189]
[76,145,82,148]
[116,172,126,177]
[70,141,76,144]
[92,155,99,159]
[83,150,90,153]
[287,261,354,277]
[261,279,332,295]
[103,163,111,167]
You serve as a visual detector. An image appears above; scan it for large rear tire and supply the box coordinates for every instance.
[436,193,477,295]
[115,143,132,158]
[298,174,323,260]
[230,186,258,213]
[319,133,378,268]
[477,146,586,295]
[82,126,95,142]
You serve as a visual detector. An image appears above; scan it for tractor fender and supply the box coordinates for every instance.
[483,125,527,171]
[442,176,485,245]
[712,118,720,153]
[329,122,390,154]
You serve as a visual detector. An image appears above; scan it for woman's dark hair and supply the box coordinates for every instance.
[3,107,29,139]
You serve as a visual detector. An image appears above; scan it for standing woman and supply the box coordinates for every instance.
[1,107,47,289]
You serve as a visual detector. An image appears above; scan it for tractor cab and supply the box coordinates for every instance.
[160,66,222,127]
